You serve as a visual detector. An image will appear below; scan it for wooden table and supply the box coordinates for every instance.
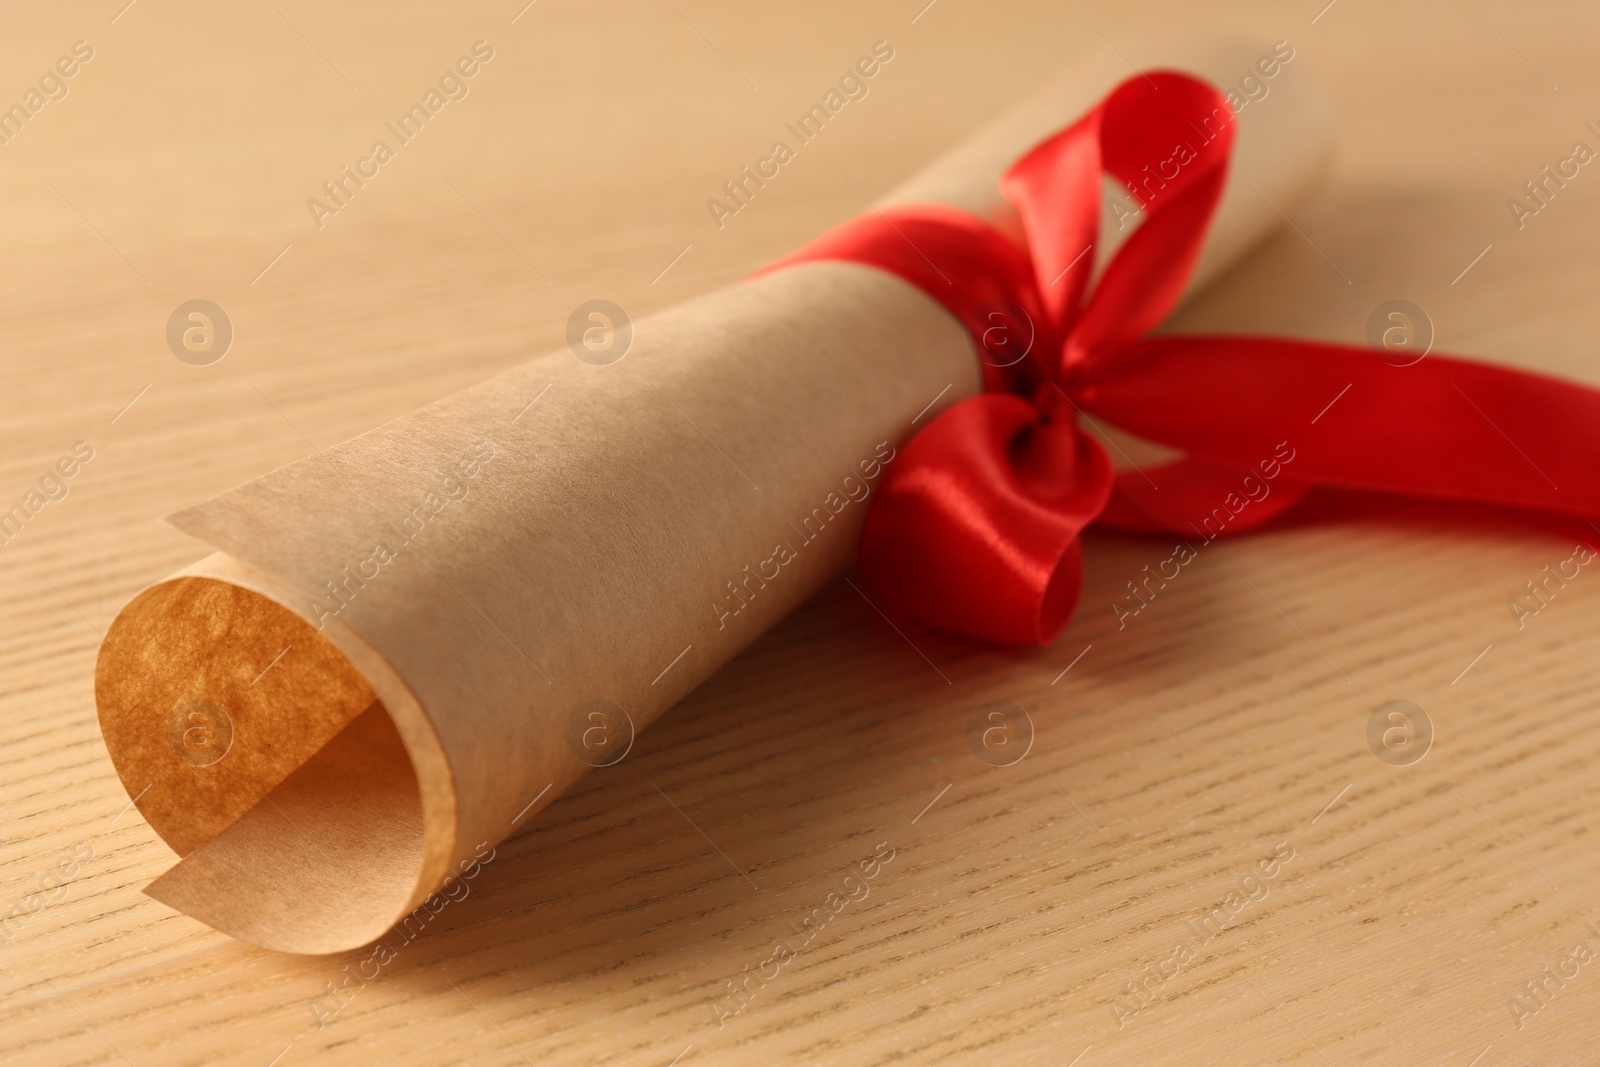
[4,1,1600,1063]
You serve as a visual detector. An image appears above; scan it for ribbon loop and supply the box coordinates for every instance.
[859,394,1114,645]
[1001,72,1237,378]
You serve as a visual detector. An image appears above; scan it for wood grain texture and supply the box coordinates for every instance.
[3,1,1600,1064]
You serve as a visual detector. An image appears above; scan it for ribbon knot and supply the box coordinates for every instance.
[764,71,1600,646]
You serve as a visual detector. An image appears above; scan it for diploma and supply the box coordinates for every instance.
[96,32,1333,953]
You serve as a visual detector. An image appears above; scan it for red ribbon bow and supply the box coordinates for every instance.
[765,71,1600,645]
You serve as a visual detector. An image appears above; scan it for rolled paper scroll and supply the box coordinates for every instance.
[95,33,1334,953]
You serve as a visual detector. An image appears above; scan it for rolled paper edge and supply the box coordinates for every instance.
[96,551,459,954]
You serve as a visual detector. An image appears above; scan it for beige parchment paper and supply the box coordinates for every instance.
[95,32,1334,953]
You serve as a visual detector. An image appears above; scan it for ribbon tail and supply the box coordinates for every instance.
[1080,335,1600,521]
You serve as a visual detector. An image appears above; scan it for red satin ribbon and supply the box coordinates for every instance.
[761,71,1600,646]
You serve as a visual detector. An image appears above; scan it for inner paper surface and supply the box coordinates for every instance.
[95,32,1334,953]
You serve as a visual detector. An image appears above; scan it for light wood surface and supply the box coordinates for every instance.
[4,1,1600,1064]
